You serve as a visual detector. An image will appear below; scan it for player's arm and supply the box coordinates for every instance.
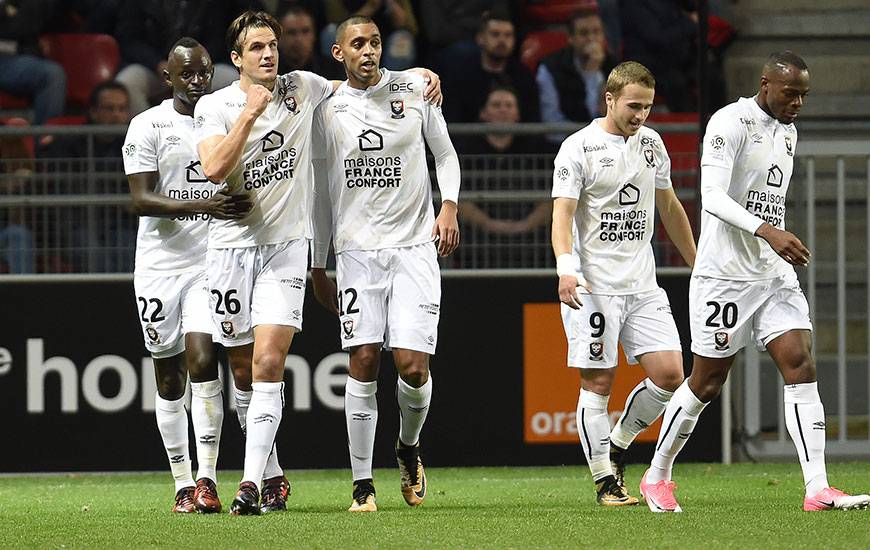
[422,99,460,256]
[552,197,586,309]
[655,186,696,268]
[197,85,272,183]
[128,171,252,219]
[407,67,442,106]
[702,164,809,266]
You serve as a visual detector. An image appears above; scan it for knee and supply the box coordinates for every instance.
[397,360,429,388]
[653,368,685,392]
[782,353,816,384]
[186,347,215,382]
[688,371,727,402]
[351,346,380,379]
[156,371,185,401]
[252,348,286,375]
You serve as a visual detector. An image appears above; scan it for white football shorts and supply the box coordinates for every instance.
[206,238,308,347]
[133,269,212,359]
[690,272,813,358]
[335,242,441,353]
[560,287,682,369]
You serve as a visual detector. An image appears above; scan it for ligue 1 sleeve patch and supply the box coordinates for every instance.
[555,166,571,182]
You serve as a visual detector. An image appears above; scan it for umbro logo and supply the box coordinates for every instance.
[253,413,275,424]
[169,454,185,464]
[199,435,216,444]
[599,157,614,167]
[813,421,825,430]
[352,412,372,421]
[678,432,690,440]
[409,405,429,413]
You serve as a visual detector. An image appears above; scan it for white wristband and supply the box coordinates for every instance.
[556,253,577,277]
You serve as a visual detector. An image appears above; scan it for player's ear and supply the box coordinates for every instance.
[604,91,614,111]
[331,43,344,63]
[230,50,242,70]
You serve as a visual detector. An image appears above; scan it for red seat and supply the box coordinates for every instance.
[44,115,88,126]
[1,117,35,159]
[39,34,120,109]
[520,31,569,73]
[521,0,598,25]
[0,91,30,110]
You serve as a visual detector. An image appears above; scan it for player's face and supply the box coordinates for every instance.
[90,89,130,125]
[760,66,810,125]
[333,23,382,85]
[166,46,213,111]
[477,20,515,60]
[479,90,520,123]
[232,26,279,85]
[568,16,604,56]
[279,13,315,65]
[605,83,654,137]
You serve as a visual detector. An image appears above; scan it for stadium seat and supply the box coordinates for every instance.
[44,115,87,126]
[0,91,30,110]
[520,31,568,73]
[1,117,35,159]
[38,34,120,109]
[520,0,598,25]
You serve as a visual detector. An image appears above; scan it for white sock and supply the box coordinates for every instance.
[155,393,194,491]
[190,379,223,483]
[235,385,282,481]
[610,378,673,449]
[577,389,612,482]
[346,377,378,481]
[784,382,829,497]
[241,382,284,491]
[397,375,432,447]
[233,386,251,435]
[648,381,707,483]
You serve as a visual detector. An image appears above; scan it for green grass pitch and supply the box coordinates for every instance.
[1,463,869,549]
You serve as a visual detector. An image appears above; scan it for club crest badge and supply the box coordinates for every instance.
[221,321,235,336]
[589,342,604,361]
[714,331,729,351]
[284,96,298,114]
[643,148,655,167]
[784,135,793,156]
[342,319,355,339]
[145,324,160,344]
[390,100,405,119]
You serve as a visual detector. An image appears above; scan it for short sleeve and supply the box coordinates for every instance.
[193,94,228,143]
[122,114,158,175]
[552,138,584,199]
[701,110,744,170]
[654,140,673,190]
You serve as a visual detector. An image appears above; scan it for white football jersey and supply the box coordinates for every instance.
[696,96,796,280]
[312,69,451,252]
[194,72,333,248]
[552,120,672,295]
[123,100,211,275]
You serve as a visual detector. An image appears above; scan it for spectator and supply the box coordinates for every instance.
[0,0,67,125]
[419,0,509,65]
[322,0,419,69]
[277,5,343,78]
[457,85,553,155]
[619,0,698,112]
[0,165,35,274]
[537,9,618,126]
[40,81,130,161]
[114,0,259,115]
[442,9,540,123]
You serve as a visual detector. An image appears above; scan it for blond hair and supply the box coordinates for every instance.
[605,61,655,97]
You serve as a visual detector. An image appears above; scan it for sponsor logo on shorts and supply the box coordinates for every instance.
[643,148,655,168]
[342,319,355,339]
[280,277,305,290]
[390,100,405,119]
[589,341,604,361]
[714,331,729,351]
[419,303,440,316]
[221,321,235,337]
[292,309,301,320]
[145,324,161,344]
[618,182,640,206]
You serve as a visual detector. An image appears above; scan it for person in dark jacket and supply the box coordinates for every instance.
[537,8,618,125]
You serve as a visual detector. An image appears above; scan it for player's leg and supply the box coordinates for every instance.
[185,331,222,513]
[767,330,870,511]
[135,273,195,512]
[392,348,432,507]
[346,344,381,512]
[610,289,684,492]
[385,243,440,507]
[336,248,390,512]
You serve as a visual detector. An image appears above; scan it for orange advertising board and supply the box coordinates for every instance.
[523,303,662,444]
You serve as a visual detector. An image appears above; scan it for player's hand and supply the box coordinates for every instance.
[432,201,459,256]
[409,67,442,106]
[245,84,272,117]
[756,223,810,266]
[558,274,591,309]
[311,268,339,315]
[203,191,253,220]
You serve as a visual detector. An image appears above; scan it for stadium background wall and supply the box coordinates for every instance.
[0,276,720,472]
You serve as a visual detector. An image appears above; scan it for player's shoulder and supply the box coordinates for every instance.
[708,97,753,129]
[559,122,601,153]
[128,101,172,133]
[282,70,329,90]
[383,69,426,98]
[636,125,665,149]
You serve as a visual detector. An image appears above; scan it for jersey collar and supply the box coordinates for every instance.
[341,68,391,97]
